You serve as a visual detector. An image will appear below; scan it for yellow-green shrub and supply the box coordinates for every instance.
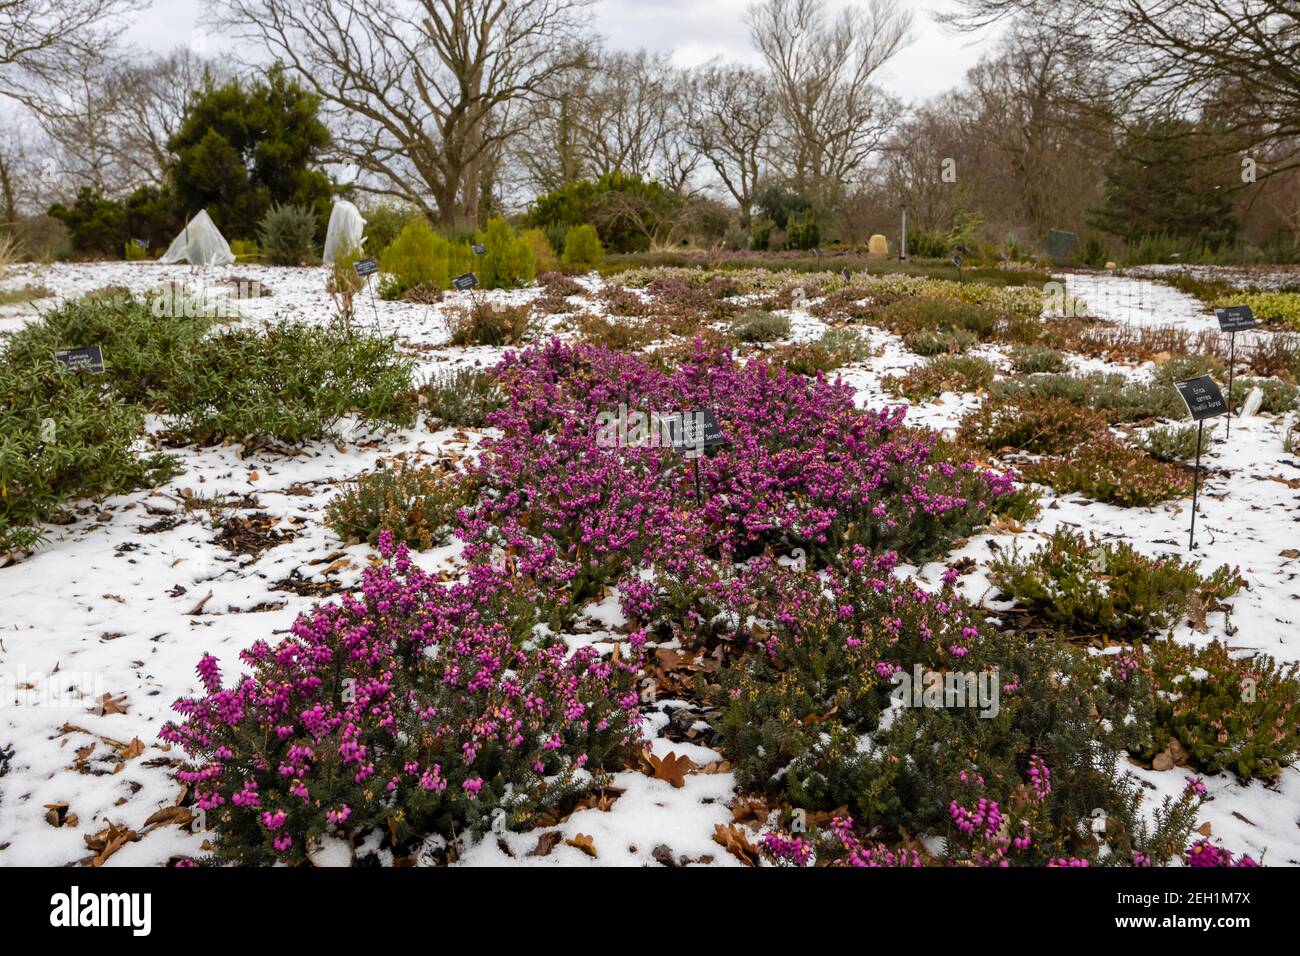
[447,241,475,287]
[521,227,560,272]
[1212,291,1300,331]
[474,217,536,289]
[229,238,261,262]
[562,224,604,268]
[379,219,449,299]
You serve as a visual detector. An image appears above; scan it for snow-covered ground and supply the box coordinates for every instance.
[1123,262,1300,293]
[1,261,1297,866]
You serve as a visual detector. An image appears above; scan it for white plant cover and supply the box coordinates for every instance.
[159,209,235,266]
[1241,386,1264,418]
[323,200,366,263]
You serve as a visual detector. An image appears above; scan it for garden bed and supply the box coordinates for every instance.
[1,260,1297,867]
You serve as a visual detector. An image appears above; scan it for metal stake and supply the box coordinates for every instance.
[1188,420,1204,549]
[1226,331,1236,439]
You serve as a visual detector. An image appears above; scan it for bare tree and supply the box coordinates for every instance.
[684,61,775,226]
[746,0,910,202]
[511,54,596,194]
[0,118,43,225]
[650,66,701,196]
[211,0,595,226]
[954,18,1117,238]
[110,47,232,189]
[576,50,676,180]
[34,61,131,196]
[28,47,225,199]
[943,0,1300,180]
[511,48,697,200]
[0,0,142,109]
[881,100,973,235]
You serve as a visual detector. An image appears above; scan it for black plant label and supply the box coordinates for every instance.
[54,344,105,373]
[1175,376,1228,421]
[1214,305,1256,333]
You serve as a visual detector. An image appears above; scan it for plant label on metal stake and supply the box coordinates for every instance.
[353,258,381,331]
[1215,305,1257,441]
[667,410,725,504]
[1174,376,1229,550]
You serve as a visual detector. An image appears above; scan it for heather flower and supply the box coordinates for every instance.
[1028,755,1052,801]
[761,832,814,867]
[1185,839,1259,868]
[162,546,643,865]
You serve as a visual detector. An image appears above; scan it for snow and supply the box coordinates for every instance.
[1,260,1297,866]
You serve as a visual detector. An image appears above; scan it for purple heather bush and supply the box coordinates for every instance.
[1184,839,1260,868]
[762,816,924,868]
[460,340,1014,615]
[164,532,643,865]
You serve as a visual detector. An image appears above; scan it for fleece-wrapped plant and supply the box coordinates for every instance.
[163,533,643,865]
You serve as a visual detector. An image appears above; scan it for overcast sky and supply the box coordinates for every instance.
[120,0,1001,104]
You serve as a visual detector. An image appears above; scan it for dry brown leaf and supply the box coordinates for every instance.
[652,844,678,867]
[143,806,192,829]
[527,831,564,857]
[566,833,597,858]
[1197,821,1213,837]
[84,822,140,866]
[731,796,769,826]
[121,737,145,760]
[90,693,129,716]
[989,514,1025,534]
[801,704,839,725]
[188,590,215,615]
[644,750,694,788]
[713,823,759,866]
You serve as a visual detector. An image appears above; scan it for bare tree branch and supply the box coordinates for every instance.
[209,0,595,225]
